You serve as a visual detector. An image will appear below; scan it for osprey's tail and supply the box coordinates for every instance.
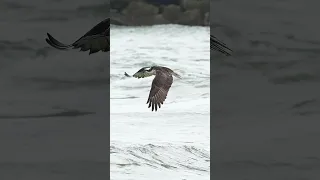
[162,67,181,79]
[172,71,181,79]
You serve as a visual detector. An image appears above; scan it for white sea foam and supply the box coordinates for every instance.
[110,25,210,180]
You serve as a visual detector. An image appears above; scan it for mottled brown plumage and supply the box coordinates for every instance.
[133,66,181,112]
[45,18,110,55]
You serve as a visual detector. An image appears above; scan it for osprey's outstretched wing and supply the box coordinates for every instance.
[147,71,173,112]
[45,18,110,55]
[210,35,232,56]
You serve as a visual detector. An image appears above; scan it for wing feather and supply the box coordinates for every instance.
[210,35,232,56]
[45,18,110,55]
[147,72,173,112]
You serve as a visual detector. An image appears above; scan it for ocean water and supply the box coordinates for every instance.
[1,0,320,179]
[0,1,210,178]
[110,25,210,180]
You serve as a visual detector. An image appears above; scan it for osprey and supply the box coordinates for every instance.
[129,66,181,112]
[45,18,110,54]
[210,35,232,56]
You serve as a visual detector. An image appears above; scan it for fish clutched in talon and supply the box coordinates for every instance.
[45,18,110,55]
[210,35,233,56]
[132,66,181,112]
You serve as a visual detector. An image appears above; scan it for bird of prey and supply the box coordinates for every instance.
[129,66,181,112]
[45,18,110,55]
[210,35,232,56]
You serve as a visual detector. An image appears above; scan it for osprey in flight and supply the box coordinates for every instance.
[210,35,232,56]
[45,18,110,55]
[129,66,181,112]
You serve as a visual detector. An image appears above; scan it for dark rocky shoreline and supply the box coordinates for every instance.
[110,0,209,26]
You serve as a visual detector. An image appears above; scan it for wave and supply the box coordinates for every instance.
[111,143,209,172]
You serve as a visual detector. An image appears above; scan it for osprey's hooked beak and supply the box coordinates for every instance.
[124,72,131,77]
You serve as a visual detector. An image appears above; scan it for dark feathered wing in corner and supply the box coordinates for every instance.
[210,35,232,56]
[45,18,110,55]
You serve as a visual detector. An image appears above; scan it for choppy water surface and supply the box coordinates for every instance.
[1,0,320,179]
[0,0,210,179]
[110,25,210,180]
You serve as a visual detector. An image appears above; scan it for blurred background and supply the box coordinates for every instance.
[0,0,109,179]
[110,0,209,26]
[211,0,320,179]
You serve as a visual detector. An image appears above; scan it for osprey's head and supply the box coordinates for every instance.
[133,66,156,79]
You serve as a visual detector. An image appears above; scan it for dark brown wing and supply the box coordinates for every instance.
[45,18,110,55]
[147,72,173,112]
[210,35,232,56]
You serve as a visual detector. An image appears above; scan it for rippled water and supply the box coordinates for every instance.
[110,25,210,180]
[2,0,320,179]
